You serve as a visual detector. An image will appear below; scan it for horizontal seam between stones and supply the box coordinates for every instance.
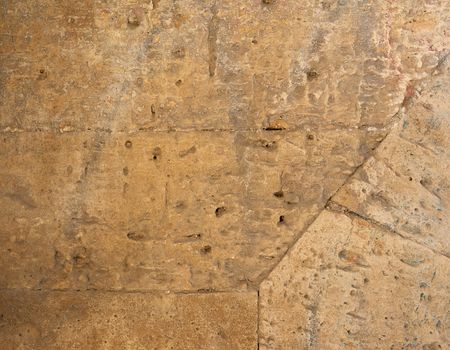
[0,126,392,134]
[0,287,258,295]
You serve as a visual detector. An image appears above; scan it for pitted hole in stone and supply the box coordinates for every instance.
[307,134,315,140]
[257,139,277,150]
[273,190,284,198]
[262,0,274,4]
[37,68,47,80]
[127,9,140,27]
[215,206,226,217]
[186,233,201,240]
[125,140,133,149]
[172,47,186,58]
[409,176,413,181]
[200,245,212,254]
[152,147,162,160]
[123,167,129,176]
[306,70,319,81]
[278,215,285,224]
[127,232,145,241]
[71,247,89,268]
[175,79,183,87]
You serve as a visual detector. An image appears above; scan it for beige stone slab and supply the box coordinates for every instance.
[332,71,450,257]
[260,209,449,350]
[2,0,447,131]
[0,129,381,290]
[0,0,229,131]
[0,290,257,350]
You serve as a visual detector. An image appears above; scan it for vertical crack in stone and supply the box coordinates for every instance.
[207,3,219,77]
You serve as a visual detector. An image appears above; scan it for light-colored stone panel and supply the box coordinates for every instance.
[0,129,380,290]
[2,0,447,131]
[260,210,449,350]
[0,290,257,350]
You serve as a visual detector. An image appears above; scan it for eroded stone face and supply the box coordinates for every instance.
[332,71,450,257]
[0,290,257,350]
[0,129,382,290]
[0,0,449,348]
[2,0,447,132]
[260,210,449,349]
[1,0,447,292]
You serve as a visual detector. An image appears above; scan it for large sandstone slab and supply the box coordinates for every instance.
[0,129,381,290]
[2,0,447,132]
[0,290,257,350]
[260,210,449,349]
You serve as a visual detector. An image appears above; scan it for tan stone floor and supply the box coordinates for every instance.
[0,1,449,349]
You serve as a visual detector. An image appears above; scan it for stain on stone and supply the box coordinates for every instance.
[71,247,89,268]
[257,139,277,150]
[200,245,212,254]
[2,187,38,210]
[127,231,146,241]
[151,0,160,9]
[284,193,300,205]
[173,47,186,58]
[207,4,219,77]
[265,118,288,131]
[338,249,369,267]
[127,8,141,27]
[179,146,196,157]
[400,257,424,267]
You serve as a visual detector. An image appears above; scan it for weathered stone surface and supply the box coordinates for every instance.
[1,0,449,348]
[2,0,447,132]
[332,69,450,256]
[260,210,449,349]
[0,290,257,350]
[0,129,383,290]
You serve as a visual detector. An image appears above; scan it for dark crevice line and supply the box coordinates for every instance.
[0,287,257,295]
[207,2,219,77]
[257,289,260,350]
[326,202,449,259]
[253,124,392,287]
[0,125,393,134]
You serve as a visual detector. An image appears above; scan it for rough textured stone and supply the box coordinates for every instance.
[1,0,449,348]
[0,290,257,350]
[260,210,449,349]
[332,70,450,257]
[0,129,382,290]
[2,0,448,132]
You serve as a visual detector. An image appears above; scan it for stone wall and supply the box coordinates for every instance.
[1,0,449,349]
